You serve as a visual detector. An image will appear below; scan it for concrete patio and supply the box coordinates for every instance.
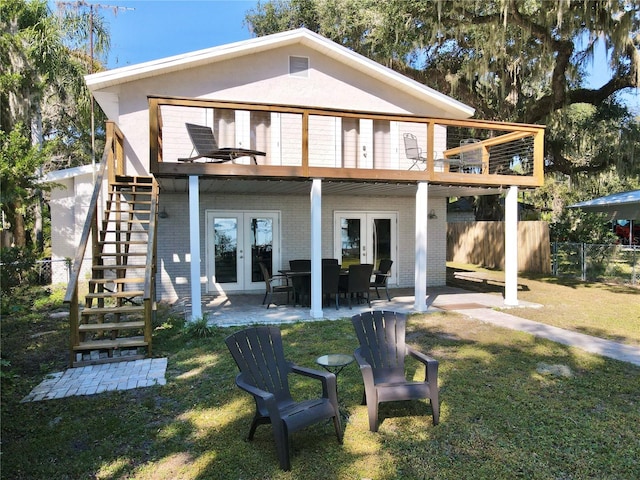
[170,285,525,327]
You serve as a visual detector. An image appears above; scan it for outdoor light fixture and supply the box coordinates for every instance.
[428,209,437,219]
[158,207,169,219]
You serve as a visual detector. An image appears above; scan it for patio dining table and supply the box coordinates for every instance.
[279,269,311,306]
[279,268,348,307]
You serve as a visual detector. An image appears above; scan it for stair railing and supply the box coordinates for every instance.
[144,179,159,353]
[64,122,127,366]
[64,143,109,365]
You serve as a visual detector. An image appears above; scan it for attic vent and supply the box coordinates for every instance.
[289,56,309,77]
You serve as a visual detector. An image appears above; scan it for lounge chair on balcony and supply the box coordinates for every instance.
[178,123,266,164]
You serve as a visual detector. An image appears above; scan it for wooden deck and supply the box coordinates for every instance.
[149,96,544,189]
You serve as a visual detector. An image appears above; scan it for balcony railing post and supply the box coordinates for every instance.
[302,110,309,174]
[426,121,435,177]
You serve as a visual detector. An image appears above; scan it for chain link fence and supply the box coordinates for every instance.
[552,243,639,285]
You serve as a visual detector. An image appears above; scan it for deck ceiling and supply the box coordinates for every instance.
[157,177,508,198]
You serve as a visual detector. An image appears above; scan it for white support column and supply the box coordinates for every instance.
[188,175,202,321]
[310,179,323,318]
[414,182,428,312]
[504,185,519,306]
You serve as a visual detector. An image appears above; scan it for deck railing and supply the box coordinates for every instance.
[149,96,545,188]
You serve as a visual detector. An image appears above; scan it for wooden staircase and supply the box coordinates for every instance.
[70,174,159,366]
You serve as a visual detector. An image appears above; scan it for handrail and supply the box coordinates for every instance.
[144,180,159,300]
[63,140,111,304]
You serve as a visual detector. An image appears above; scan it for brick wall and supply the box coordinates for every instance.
[156,191,447,301]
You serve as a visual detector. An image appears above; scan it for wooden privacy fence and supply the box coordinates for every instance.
[447,221,551,274]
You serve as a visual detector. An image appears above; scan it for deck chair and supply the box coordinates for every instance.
[322,263,341,310]
[225,326,343,471]
[178,123,266,164]
[459,138,486,173]
[370,259,393,301]
[258,262,293,309]
[351,310,440,432]
[339,263,374,309]
[403,133,426,170]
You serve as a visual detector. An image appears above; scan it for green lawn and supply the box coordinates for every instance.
[1,279,639,479]
[448,263,640,346]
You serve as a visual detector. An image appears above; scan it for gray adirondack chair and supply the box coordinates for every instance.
[225,326,343,471]
[351,310,440,432]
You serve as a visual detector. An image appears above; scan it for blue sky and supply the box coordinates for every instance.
[54,0,637,111]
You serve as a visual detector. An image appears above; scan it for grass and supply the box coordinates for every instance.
[2,276,639,479]
[448,262,640,346]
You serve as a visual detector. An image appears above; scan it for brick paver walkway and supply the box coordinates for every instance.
[21,358,167,402]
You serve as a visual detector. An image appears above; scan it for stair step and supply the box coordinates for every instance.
[112,200,152,206]
[103,219,150,224]
[105,209,152,215]
[98,240,148,246]
[79,321,145,332]
[81,306,144,315]
[115,175,153,184]
[112,183,153,192]
[86,290,144,299]
[99,252,147,257]
[89,277,145,285]
[92,265,146,271]
[73,337,148,351]
[100,231,149,237]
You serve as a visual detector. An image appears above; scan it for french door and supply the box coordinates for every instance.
[206,211,280,292]
[333,211,397,284]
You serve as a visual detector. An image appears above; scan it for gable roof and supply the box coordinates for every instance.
[85,28,474,118]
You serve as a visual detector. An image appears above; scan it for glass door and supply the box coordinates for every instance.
[206,211,280,292]
[334,212,396,283]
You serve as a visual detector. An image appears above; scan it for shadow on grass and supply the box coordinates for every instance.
[2,300,640,479]
[446,266,530,294]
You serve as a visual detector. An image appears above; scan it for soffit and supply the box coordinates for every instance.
[157,177,506,198]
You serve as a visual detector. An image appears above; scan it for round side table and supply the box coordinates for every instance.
[316,353,354,377]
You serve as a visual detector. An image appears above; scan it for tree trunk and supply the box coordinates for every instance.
[13,201,26,247]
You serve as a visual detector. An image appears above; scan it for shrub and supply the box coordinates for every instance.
[183,313,215,338]
[0,247,36,294]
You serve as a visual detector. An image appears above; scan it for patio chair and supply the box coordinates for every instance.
[225,326,343,471]
[339,263,374,309]
[370,259,393,301]
[403,133,426,170]
[351,310,440,432]
[322,258,339,267]
[459,138,486,173]
[178,123,266,164]
[289,259,311,306]
[322,263,341,309]
[259,262,293,309]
